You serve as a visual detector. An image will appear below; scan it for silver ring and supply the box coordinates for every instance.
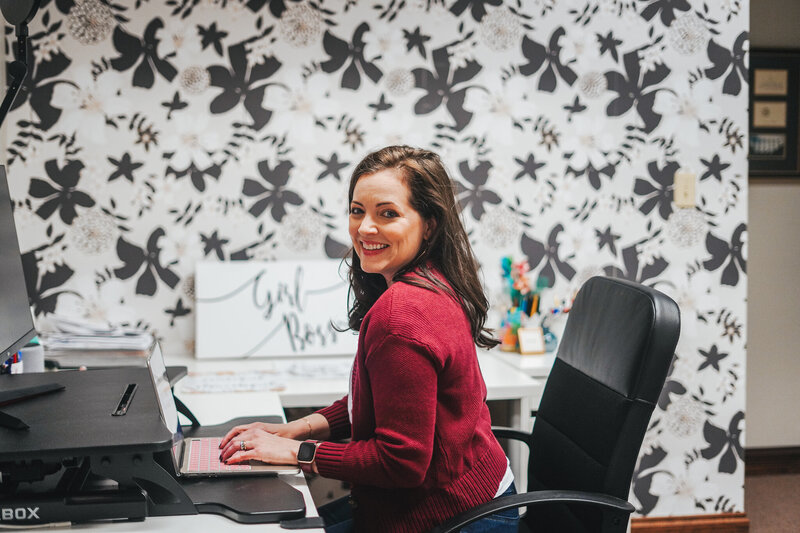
[239,440,247,451]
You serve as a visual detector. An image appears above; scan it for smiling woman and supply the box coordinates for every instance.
[220,146,516,533]
[342,146,499,350]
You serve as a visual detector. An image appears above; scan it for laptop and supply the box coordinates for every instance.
[146,343,299,477]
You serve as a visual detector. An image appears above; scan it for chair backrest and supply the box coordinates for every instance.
[525,276,680,532]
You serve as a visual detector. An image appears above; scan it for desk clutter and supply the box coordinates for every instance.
[38,314,154,351]
[498,257,573,355]
[34,314,154,369]
[178,359,352,394]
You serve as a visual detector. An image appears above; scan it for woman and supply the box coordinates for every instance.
[220,146,518,532]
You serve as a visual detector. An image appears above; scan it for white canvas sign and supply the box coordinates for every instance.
[195,260,357,358]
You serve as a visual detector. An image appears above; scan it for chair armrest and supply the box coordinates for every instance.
[491,426,533,448]
[428,490,635,533]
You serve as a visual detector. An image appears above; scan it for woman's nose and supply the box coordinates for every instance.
[359,215,378,235]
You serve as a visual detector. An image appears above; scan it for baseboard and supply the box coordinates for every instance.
[631,512,748,532]
[745,446,800,476]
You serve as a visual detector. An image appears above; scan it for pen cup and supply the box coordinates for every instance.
[20,341,45,373]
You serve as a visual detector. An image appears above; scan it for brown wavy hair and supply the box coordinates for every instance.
[344,145,498,349]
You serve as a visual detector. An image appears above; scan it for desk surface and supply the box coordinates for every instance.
[167,351,544,408]
[487,350,556,378]
[34,349,543,532]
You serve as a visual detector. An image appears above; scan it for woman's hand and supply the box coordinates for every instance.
[219,421,297,449]
[219,426,302,465]
[219,415,323,449]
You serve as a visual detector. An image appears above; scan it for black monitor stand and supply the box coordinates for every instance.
[0,368,305,525]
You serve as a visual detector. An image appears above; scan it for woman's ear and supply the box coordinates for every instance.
[424,218,436,240]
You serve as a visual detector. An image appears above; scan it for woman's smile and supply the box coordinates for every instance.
[361,240,389,254]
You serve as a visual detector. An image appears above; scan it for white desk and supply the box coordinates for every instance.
[489,350,556,380]
[167,351,545,490]
[65,390,322,532]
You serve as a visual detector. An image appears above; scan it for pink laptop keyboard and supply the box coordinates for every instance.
[186,437,252,472]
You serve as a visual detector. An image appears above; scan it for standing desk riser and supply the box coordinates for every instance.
[0,368,304,526]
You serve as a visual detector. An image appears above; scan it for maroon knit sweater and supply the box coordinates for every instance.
[314,276,507,532]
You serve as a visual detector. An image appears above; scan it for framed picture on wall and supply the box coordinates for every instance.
[749,49,800,177]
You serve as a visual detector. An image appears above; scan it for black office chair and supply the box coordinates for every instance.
[431,276,680,533]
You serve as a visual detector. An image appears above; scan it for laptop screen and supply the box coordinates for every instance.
[146,343,183,471]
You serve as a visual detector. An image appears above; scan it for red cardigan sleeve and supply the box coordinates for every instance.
[314,332,440,488]
[315,396,351,441]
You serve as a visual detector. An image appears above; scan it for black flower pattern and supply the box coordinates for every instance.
[519,28,577,92]
[108,152,144,182]
[604,240,668,284]
[700,154,731,181]
[520,225,576,287]
[201,230,229,260]
[167,163,222,193]
[605,50,670,133]
[110,18,178,89]
[324,235,350,260]
[412,45,481,131]
[634,160,680,220]
[208,42,281,130]
[7,46,71,131]
[595,226,621,255]
[242,160,303,222]
[701,411,744,474]
[449,0,503,22]
[639,0,691,26]
[455,160,500,219]
[698,344,729,371]
[514,153,546,181]
[29,159,95,224]
[320,23,382,91]
[705,32,748,96]
[245,0,287,18]
[657,357,689,411]
[114,228,180,296]
[197,22,228,56]
[403,27,431,59]
[20,236,76,316]
[704,223,746,286]
[632,445,669,516]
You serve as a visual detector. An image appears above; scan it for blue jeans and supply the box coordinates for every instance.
[318,483,519,533]
[461,482,519,533]
[318,495,355,533]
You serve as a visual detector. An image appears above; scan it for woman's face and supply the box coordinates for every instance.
[349,168,432,286]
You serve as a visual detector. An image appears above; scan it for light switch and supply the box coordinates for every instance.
[674,170,695,208]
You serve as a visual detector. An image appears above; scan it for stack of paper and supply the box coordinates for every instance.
[39,315,154,352]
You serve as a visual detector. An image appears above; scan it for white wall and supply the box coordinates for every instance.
[747,183,800,447]
[747,0,800,448]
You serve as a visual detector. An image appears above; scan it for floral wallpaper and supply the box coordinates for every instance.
[4,0,748,519]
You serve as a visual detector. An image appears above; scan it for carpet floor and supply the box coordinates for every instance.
[745,473,800,532]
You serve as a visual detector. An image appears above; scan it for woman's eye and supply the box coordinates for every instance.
[349,206,363,215]
[382,210,399,218]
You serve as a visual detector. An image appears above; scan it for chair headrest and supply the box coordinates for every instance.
[555,276,680,402]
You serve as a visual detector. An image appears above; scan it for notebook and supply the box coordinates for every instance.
[146,343,299,477]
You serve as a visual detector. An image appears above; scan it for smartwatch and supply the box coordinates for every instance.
[297,440,319,474]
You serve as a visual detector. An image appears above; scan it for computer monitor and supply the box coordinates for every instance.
[0,164,36,361]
